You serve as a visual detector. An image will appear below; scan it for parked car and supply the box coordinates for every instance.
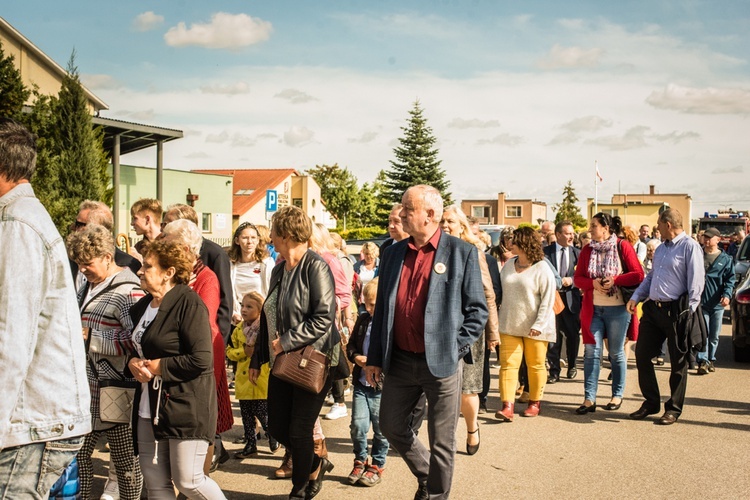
[479,224,512,247]
[730,270,750,362]
[733,235,750,284]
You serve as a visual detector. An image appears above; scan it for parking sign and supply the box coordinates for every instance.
[266,190,278,212]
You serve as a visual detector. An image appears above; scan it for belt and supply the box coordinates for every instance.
[652,299,674,308]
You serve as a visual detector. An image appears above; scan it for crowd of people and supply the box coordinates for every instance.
[0,118,739,500]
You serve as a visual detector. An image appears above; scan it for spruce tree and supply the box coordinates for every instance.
[383,100,452,207]
[33,52,112,233]
[553,180,587,228]
[0,40,30,120]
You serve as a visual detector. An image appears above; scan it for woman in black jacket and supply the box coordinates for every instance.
[250,206,340,500]
[127,239,225,499]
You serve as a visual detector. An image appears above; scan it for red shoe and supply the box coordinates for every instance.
[521,400,541,417]
[495,402,514,422]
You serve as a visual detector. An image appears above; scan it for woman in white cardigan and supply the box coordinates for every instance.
[495,226,557,421]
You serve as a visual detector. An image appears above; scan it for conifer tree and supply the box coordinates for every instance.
[553,180,587,228]
[383,100,452,207]
[0,40,30,120]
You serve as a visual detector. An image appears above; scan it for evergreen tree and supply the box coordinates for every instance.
[32,52,112,233]
[0,40,30,120]
[552,180,587,228]
[383,100,452,206]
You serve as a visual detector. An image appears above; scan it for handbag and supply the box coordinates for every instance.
[99,379,137,424]
[553,290,566,315]
[272,345,330,394]
[617,240,638,303]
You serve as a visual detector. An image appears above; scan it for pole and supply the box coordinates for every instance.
[594,160,598,215]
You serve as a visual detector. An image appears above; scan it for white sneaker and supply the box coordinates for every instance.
[100,479,120,500]
[324,403,348,420]
[324,394,335,406]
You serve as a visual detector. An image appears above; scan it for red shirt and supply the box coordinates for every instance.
[393,228,442,353]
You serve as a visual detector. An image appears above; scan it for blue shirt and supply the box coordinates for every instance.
[631,231,705,311]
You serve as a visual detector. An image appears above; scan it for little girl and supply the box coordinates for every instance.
[226,292,278,458]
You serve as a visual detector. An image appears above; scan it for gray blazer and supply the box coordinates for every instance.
[367,231,489,378]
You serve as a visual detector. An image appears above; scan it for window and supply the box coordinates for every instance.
[601,209,619,217]
[293,198,303,208]
[201,213,211,232]
[506,206,522,218]
[472,206,491,219]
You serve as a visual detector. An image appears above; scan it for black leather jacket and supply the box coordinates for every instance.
[251,250,341,369]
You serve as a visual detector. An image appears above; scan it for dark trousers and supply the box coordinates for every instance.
[331,378,345,404]
[547,308,581,377]
[635,301,689,416]
[380,349,461,500]
[479,348,492,402]
[268,373,332,496]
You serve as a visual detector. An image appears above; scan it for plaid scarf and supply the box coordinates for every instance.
[587,234,620,296]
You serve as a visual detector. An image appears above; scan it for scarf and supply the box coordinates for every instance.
[587,234,620,296]
[243,317,260,347]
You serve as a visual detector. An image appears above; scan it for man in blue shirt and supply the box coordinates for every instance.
[626,208,705,425]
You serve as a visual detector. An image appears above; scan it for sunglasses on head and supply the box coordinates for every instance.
[74,220,87,229]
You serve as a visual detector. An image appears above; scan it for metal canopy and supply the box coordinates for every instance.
[93,116,183,155]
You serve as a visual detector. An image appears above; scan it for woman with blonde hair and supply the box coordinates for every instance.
[440,205,499,453]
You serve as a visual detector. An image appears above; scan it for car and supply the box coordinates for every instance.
[479,224,512,247]
[733,234,750,284]
[730,270,750,362]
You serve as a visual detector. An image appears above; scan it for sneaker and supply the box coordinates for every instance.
[358,464,384,487]
[697,362,709,375]
[324,403,348,420]
[347,460,367,485]
[100,479,119,500]
[708,361,716,372]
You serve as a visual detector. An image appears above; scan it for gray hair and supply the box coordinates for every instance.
[66,224,115,263]
[646,239,661,251]
[409,185,444,219]
[79,200,114,231]
[162,219,203,258]
[0,120,37,182]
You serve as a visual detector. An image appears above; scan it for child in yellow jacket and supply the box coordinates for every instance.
[226,292,277,458]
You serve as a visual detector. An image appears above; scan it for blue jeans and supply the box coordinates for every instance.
[584,305,631,402]
[0,436,83,499]
[350,382,389,467]
[698,308,724,362]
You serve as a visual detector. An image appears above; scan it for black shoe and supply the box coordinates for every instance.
[414,484,429,500]
[575,403,596,414]
[234,444,258,459]
[466,427,480,455]
[604,401,622,411]
[566,367,577,379]
[547,374,560,384]
[305,458,334,499]
[629,406,660,420]
[657,412,678,425]
[478,400,488,414]
[269,436,281,453]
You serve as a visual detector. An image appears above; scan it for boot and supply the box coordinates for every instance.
[495,402,514,422]
[313,438,328,459]
[521,400,541,417]
[275,449,293,479]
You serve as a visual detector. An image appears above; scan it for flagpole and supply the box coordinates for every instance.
[594,160,598,215]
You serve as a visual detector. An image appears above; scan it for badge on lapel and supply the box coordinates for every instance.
[434,262,446,274]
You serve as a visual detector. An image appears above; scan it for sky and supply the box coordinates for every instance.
[3,1,750,220]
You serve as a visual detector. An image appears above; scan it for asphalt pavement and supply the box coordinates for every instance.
[91,321,750,499]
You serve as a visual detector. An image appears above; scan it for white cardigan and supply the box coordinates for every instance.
[497,257,557,342]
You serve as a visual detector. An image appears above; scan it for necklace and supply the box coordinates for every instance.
[515,259,531,269]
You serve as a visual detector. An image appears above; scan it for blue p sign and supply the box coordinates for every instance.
[266,190,278,212]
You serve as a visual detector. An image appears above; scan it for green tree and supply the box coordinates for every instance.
[0,40,30,120]
[31,52,112,233]
[359,169,391,229]
[552,180,587,228]
[306,164,361,230]
[384,100,452,206]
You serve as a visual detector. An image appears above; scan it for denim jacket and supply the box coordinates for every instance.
[0,183,91,449]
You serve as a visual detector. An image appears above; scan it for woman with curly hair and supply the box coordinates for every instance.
[495,226,557,421]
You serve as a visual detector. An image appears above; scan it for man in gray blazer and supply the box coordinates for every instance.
[366,185,488,500]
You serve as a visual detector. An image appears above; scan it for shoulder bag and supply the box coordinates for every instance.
[99,378,137,424]
[272,345,330,394]
[617,240,638,304]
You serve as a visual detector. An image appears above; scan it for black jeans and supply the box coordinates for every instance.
[635,301,689,416]
[268,373,332,496]
[547,309,581,377]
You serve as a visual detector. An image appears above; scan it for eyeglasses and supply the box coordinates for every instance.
[74,220,87,229]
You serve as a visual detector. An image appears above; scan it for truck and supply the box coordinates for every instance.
[698,210,750,250]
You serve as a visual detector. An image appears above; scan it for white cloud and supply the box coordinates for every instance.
[652,131,700,144]
[585,126,650,150]
[185,151,211,159]
[274,89,318,104]
[116,109,155,122]
[537,44,604,70]
[206,130,229,143]
[283,126,315,147]
[348,131,378,144]
[133,11,164,32]
[200,82,250,95]
[164,12,272,49]
[447,118,501,129]
[81,74,122,90]
[712,165,744,174]
[231,133,256,147]
[646,84,750,114]
[547,115,612,145]
[477,133,524,146]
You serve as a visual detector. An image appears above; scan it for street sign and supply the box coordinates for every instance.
[265,190,278,212]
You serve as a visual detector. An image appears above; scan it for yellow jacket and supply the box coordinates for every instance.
[227,321,269,400]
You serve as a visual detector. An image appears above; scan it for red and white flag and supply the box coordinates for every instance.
[595,161,603,182]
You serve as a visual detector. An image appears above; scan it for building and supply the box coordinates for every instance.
[461,192,548,227]
[193,169,333,232]
[587,184,693,234]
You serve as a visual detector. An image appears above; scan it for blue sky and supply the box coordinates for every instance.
[3,1,750,219]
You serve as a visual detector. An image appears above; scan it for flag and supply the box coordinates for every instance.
[595,161,603,182]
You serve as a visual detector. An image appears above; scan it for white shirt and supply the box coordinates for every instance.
[132,304,159,418]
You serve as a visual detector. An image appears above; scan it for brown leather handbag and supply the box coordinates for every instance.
[272,345,330,394]
[553,290,566,315]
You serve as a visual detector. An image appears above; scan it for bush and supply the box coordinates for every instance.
[335,227,388,241]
